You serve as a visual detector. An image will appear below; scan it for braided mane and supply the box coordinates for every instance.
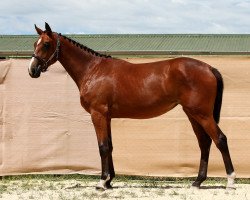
[59,33,111,58]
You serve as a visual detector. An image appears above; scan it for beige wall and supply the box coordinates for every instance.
[0,57,249,178]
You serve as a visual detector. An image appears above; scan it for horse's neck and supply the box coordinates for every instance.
[58,39,99,89]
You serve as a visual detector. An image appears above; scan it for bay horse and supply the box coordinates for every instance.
[28,23,236,190]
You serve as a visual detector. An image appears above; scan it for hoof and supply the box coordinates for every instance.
[106,183,113,190]
[192,182,201,189]
[96,180,107,191]
[227,172,236,190]
[95,175,110,191]
[95,185,106,191]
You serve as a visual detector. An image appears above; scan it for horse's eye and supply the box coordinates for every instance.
[43,42,50,50]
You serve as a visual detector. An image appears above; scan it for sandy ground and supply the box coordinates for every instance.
[0,178,249,200]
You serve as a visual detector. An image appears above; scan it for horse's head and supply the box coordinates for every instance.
[28,22,60,78]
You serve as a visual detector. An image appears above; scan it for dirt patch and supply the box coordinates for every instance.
[0,177,249,200]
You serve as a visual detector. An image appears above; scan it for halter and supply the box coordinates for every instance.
[32,33,60,72]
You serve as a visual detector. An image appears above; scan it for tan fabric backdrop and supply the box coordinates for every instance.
[0,57,249,178]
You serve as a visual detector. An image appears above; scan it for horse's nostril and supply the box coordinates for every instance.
[31,67,36,74]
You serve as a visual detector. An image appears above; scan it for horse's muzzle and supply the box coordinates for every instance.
[28,57,41,78]
[30,65,41,78]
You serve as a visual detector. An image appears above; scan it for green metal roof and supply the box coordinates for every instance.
[1,34,250,57]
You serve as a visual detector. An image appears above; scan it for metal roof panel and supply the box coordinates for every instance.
[1,34,250,56]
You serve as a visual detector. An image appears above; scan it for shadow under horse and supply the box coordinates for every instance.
[28,23,236,190]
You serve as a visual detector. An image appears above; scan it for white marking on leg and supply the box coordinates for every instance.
[96,175,110,190]
[227,172,236,189]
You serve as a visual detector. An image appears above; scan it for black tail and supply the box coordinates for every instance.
[210,67,224,124]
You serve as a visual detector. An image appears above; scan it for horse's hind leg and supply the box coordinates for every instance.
[210,123,236,189]
[186,114,212,188]
[185,109,236,189]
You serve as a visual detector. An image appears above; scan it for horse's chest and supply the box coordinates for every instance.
[79,87,99,112]
[79,82,111,113]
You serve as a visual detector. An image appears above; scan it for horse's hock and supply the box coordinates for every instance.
[0,57,249,178]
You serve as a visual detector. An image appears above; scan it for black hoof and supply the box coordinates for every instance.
[192,181,201,188]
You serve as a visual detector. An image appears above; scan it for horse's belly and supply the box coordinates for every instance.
[110,101,178,119]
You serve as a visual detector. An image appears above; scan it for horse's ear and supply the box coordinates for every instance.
[45,22,52,36]
[35,24,43,35]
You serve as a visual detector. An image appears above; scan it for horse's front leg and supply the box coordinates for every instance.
[91,110,113,190]
[105,118,115,189]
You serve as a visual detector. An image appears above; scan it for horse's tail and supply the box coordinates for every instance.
[210,67,224,124]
